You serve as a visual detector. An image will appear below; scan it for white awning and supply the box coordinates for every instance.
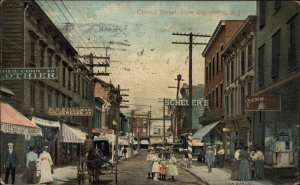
[32,116,60,128]
[192,120,220,140]
[58,123,87,143]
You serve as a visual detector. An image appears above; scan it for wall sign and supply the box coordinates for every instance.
[245,96,281,111]
[0,68,58,80]
[48,107,93,116]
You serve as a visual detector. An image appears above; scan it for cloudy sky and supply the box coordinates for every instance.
[37,1,256,117]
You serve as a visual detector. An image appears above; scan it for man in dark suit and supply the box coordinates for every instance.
[4,143,19,184]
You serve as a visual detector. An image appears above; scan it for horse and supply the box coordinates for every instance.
[86,148,102,183]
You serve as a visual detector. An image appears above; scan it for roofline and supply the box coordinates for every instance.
[202,20,225,57]
[32,1,77,56]
[222,15,256,55]
[201,20,245,57]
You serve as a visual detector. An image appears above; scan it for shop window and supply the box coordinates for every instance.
[259,1,266,29]
[241,50,246,75]
[258,45,265,86]
[288,16,296,71]
[272,30,281,79]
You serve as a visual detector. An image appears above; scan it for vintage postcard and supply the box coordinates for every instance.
[0,1,299,185]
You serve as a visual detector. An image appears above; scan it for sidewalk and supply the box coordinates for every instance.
[179,160,276,185]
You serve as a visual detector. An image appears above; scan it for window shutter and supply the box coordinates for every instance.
[259,1,265,28]
[272,31,280,79]
[258,46,265,86]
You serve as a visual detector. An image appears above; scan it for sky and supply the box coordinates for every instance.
[37,1,256,117]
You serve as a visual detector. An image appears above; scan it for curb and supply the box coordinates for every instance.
[177,164,209,185]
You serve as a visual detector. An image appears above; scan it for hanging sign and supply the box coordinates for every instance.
[0,68,58,80]
[48,107,93,116]
[245,96,281,111]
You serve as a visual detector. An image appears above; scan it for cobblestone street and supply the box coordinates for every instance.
[62,150,205,185]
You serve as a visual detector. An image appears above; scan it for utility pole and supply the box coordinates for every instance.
[163,98,166,147]
[172,32,210,167]
[77,52,110,138]
[174,74,183,143]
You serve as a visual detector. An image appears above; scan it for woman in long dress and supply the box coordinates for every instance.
[237,146,252,181]
[167,154,178,181]
[37,146,53,184]
[146,149,154,179]
[152,153,160,181]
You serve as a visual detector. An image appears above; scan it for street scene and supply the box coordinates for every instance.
[0,0,300,185]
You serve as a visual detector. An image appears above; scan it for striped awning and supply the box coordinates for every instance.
[58,123,87,143]
[0,103,42,136]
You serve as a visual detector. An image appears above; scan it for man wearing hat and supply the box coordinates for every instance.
[4,142,19,184]
[205,146,215,172]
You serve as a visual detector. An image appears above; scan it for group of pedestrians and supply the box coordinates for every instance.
[3,143,54,184]
[146,149,178,181]
[197,145,225,168]
[231,145,265,181]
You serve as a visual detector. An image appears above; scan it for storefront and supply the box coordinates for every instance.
[31,116,60,164]
[0,102,42,173]
[57,123,87,165]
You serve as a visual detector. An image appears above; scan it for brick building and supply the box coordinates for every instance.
[199,20,244,145]
[1,0,93,166]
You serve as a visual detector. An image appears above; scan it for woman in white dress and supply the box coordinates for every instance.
[37,146,53,184]
[151,152,160,181]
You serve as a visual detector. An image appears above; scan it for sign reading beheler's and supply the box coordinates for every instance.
[48,107,93,116]
[0,68,58,80]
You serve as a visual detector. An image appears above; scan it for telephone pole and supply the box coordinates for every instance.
[174,74,183,143]
[172,32,210,167]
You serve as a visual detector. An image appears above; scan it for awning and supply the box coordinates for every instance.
[32,116,60,128]
[192,120,220,140]
[0,103,42,136]
[58,123,87,143]
[0,86,15,96]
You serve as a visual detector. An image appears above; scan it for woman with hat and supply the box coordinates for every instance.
[237,145,252,181]
[26,146,38,184]
[37,146,54,184]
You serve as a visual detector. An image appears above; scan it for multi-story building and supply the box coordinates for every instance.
[199,20,245,145]
[254,1,300,177]
[1,0,93,166]
[222,16,256,158]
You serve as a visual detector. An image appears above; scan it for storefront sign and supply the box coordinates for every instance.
[245,96,281,111]
[48,107,93,116]
[164,99,209,107]
[0,123,42,136]
[0,68,58,80]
